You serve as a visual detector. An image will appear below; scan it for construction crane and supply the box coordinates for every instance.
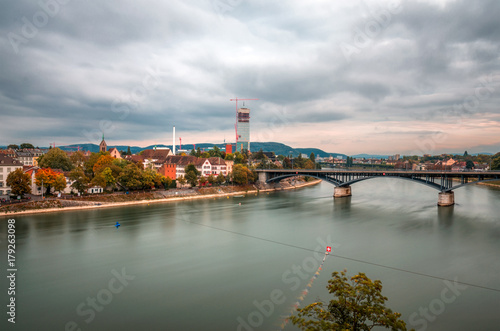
[230,98,259,143]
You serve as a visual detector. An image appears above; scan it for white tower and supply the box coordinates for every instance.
[172,126,176,156]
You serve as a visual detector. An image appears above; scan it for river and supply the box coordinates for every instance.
[1,179,500,331]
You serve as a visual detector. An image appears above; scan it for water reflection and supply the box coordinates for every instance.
[437,205,455,227]
[333,196,352,215]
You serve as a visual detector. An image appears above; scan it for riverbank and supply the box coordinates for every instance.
[0,179,322,217]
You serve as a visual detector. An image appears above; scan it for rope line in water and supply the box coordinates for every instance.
[178,217,500,293]
[278,252,329,330]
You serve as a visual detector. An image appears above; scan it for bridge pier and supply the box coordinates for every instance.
[438,191,454,207]
[334,186,352,198]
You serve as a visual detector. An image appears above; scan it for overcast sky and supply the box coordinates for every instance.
[1,0,499,155]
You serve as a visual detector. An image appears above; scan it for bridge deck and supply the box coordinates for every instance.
[257,169,500,192]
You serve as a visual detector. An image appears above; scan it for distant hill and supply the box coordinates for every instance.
[352,154,390,159]
[53,142,347,158]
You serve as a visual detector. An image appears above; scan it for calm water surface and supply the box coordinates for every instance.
[1,179,500,331]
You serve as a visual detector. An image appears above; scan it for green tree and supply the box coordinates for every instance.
[101,167,116,187]
[207,174,216,186]
[7,144,19,150]
[209,146,222,158]
[465,160,474,170]
[201,152,210,158]
[225,153,234,161]
[253,148,266,160]
[232,164,253,185]
[184,164,200,187]
[310,152,315,162]
[199,176,207,187]
[216,173,225,186]
[53,173,67,194]
[160,175,173,189]
[141,168,158,189]
[118,164,143,190]
[177,176,187,187]
[69,168,89,194]
[6,169,31,197]
[464,151,469,157]
[37,148,73,171]
[20,143,35,149]
[291,270,411,331]
[491,153,500,170]
[127,146,132,155]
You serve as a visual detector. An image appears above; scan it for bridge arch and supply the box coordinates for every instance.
[265,172,499,192]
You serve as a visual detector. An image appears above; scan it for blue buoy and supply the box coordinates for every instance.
[115,222,121,228]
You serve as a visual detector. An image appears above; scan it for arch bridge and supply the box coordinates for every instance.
[256,169,500,206]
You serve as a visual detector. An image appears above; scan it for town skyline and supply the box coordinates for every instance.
[1,1,500,155]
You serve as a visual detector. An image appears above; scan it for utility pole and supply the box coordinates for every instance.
[41,179,44,199]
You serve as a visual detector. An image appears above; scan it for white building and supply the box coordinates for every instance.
[0,155,24,198]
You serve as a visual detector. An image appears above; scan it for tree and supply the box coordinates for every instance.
[225,153,234,161]
[84,151,110,177]
[160,175,173,189]
[7,144,19,150]
[69,168,89,193]
[207,174,216,186]
[304,159,315,169]
[199,176,207,187]
[463,151,469,157]
[209,146,222,158]
[201,152,210,158]
[93,155,115,174]
[117,164,143,190]
[141,168,158,189]
[283,157,292,169]
[491,153,500,170]
[69,151,86,168]
[310,152,315,162]
[127,146,132,155]
[291,270,411,331]
[177,176,187,187]
[101,167,116,188]
[184,164,200,187]
[216,173,225,186]
[37,148,73,171]
[53,173,67,194]
[232,164,253,185]
[253,148,266,160]
[465,160,474,170]
[20,143,35,149]
[35,168,59,195]
[6,169,31,197]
